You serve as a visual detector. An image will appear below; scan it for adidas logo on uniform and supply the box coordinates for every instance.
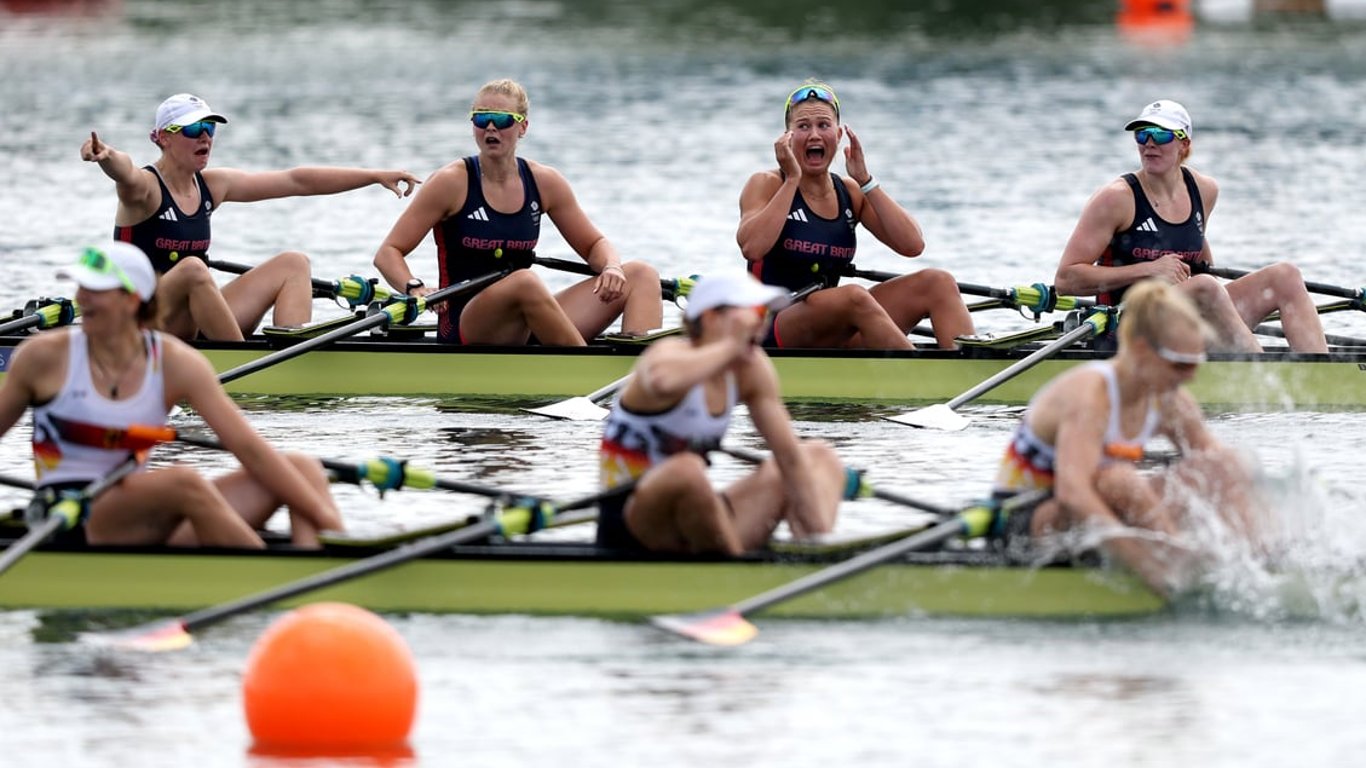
[159,209,178,222]
[787,209,808,223]
[1136,217,1159,233]
[467,207,490,222]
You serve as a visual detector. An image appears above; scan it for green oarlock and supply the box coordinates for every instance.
[400,465,436,490]
[958,504,996,539]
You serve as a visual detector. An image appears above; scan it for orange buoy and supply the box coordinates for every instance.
[1117,0,1194,46]
[242,602,418,753]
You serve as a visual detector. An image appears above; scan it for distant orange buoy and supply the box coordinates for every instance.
[1117,0,1194,46]
[242,602,418,753]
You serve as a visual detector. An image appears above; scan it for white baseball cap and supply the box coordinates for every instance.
[153,93,228,133]
[684,272,791,321]
[1124,99,1192,136]
[57,242,158,301]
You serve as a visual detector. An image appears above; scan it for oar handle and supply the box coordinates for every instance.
[531,256,694,298]
[720,445,957,517]
[0,297,79,337]
[945,309,1110,410]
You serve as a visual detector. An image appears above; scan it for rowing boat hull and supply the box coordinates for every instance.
[1,335,1360,407]
[0,542,1164,619]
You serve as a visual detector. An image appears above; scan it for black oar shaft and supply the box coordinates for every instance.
[0,456,142,577]
[207,258,339,299]
[732,517,968,616]
[180,514,551,633]
[217,270,506,384]
[531,256,687,295]
[719,445,957,517]
[1197,263,1363,301]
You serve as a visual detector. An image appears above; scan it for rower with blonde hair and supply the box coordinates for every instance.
[993,279,1269,596]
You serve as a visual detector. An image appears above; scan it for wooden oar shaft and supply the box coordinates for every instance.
[217,270,506,384]
[945,313,1104,410]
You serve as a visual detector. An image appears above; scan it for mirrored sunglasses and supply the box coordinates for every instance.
[470,110,526,130]
[784,85,840,119]
[165,121,217,139]
[1133,126,1187,145]
[79,247,137,294]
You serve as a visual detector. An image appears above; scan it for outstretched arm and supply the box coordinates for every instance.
[80,131,161,223]
[208,166,419,204]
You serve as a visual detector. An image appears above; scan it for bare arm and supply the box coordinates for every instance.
[373,164,467,294]
[163,340,339,529]
[0,334,68,442]
[739,352,828,535]
[206,166,418,205]
[1158,389,1218,455]
[80,132,161,224]
[1054,181,1188,296]
[842,126,924,257]
[534,163,627,300]
[737,131,804,261]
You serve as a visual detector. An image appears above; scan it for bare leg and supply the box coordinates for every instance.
[458,270,586,346]
[555,261,664,339]
[869,269,975,349]
[155,258,243,341]
[85,466,265,548]
[624,453,752,555]
[769,286,913,349]
[212,453,343,548]
[1180,275,1262,353]
[219,250,315,333]
[1224,263,1328,353]
[722,440,844,539]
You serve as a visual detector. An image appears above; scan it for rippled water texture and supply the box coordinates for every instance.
[3,1,1366,766]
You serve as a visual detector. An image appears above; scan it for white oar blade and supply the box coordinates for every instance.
[884,403,971,431]
[523,396,610,421]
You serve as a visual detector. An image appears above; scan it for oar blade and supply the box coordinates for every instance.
[81,618,193,652]
[522,396,610,421]
[650,608,757,646]
[884,403,970,431]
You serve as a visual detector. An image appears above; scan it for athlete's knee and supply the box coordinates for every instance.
[167,257,214,287]
[622,260,659,285]
[272,250,311,269]
[1183,273,1226,303]
[1093,462,1146,503]
[914,268,960,295]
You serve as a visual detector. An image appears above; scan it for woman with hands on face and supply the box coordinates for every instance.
[736,80,974,350]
